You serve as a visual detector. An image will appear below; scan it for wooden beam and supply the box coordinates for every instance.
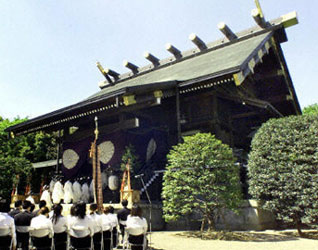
[251,8,267,28]
[270,36,301,114]
[252,69,284,81]
[105,68,120,81]
[123,60,139,74]
[64,118,140,141]
[123,95,137,106]
[166,43,182,59]
[189,33,207,50]
[96,62,113,84]
[217,22,237,41]
[144,51,160,66]
[232,111,259,119]
[281,11,298,28]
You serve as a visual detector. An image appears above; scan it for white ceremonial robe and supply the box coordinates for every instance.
[63,181,74,204]
[52,181,64,204]
[26,195,35,204]
[40,190,52,208]
[102,172,108,189]
[72,181,82,203]
[89,180,94,201]
[81,183,90,203]
[49,180,56,193]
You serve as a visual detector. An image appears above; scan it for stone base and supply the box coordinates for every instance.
[165,200,277,231]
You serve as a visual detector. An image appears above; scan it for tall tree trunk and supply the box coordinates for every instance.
[200,218,206,232]
[207,214,215,232]
[294,215,303,237]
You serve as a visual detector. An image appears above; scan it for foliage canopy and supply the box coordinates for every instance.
[302,103,318,115]
[162,133,242,231]
[0,117,57,200]
[248,115,318,235]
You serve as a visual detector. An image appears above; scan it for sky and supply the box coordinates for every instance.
[0,0,317,120]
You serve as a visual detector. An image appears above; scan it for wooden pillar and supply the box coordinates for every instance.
[176,87,182,143]
[212,94,221,139]
[55,130,61,173]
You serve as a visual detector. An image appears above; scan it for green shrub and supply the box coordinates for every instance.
[248,115,318,235]
[162,133,242,231]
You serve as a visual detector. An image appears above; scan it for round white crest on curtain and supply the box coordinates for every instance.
[98,141,115,164]
[146,138,157,162]
[108,175,119,190]
[62,149,79,169]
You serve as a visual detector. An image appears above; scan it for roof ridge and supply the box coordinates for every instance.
[98,11,297,89]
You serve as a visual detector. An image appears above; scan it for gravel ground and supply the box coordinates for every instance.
[149,230,318,250]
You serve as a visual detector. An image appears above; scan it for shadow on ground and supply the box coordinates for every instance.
[174,230,318,242]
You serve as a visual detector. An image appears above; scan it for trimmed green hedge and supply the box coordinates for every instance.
[248,115,318,233]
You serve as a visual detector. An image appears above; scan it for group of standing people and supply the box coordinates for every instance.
[0,198,147,250]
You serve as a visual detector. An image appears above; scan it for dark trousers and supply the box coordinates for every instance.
[0,235,12,250]
[119,223,126,240]
[129,234,144,250]
[112,227,118,248]
[54,232,67,250]
[102,230,112,250]
[93,232,102,250]
[17,232,29,250]
[31,235,52,250]
[70,235,91,250]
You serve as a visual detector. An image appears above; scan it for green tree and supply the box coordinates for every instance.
[162,133,242,231]
[302,103,318,115]
[0,117,57,199]
[248,115,318,236]
[120,144,141,189]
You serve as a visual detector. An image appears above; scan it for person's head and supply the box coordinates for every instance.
[39,206,49,217]
[53,204,63,216]
[108,206,114,214]
[121,199,128,208]
[130,204,142,217]
[104,206,110,215]
[130,204,142,218]
[39,200,47,209]
[52,204,63,224]
[70,204,77,217]
[22,200,32,210]
[76,202,86,219]
[30,203,35,213]
[0,197,10,213]
[89,203,98,214]
[14,200,23,209]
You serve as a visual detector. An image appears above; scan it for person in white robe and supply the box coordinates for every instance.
[72,181,82,203]
[40,187,52,209]
[81,183,90,203]
[89,180,94,202]
[63,181,74,204]
[49,180,56,193]
[52,181,64,204]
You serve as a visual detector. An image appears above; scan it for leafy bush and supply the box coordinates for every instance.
[162,133,242,231]
[248,115,318,235]
[302,103,318,115]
